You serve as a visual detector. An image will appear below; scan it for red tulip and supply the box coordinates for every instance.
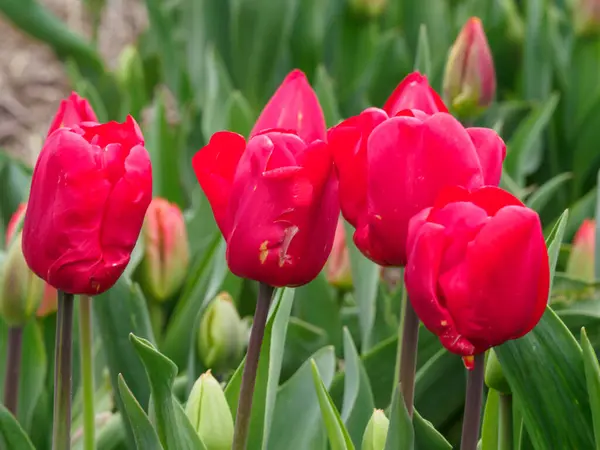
[5,204,58,317]
[47,91,98,137]
[329,105,505,267]
[193,129,338,287]
[22,115,152,295]
[383,72,448,117]
[250,69,326,144]
[404,186,549,368]
[566,219,595,282]
[443,17,496,118]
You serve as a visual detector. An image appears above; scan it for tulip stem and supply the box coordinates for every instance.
[79,295,95,450]
[398,298,420,418]
[53,291,74,450]
[4,326,24,416]
[460,353,485,450]
[232,283,274,450]
[499,394,513,450]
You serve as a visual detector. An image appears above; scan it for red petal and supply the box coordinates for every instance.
[467,128,506,186]
[250,69,326,143]
[47,91,98,137]
[192,131,246,236]
[383,72,448,116]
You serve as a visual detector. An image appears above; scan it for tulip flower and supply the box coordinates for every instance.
[193,70,338,287]
[47,91,98,137]
[574,0,600,35]
[566,219,595,282]
[139,197,190,301]
[325,218,353,290]
[404,186,549,368]
[250,69,326,144]
[362,409,389,450]
[22,115,152,296]
[443,17,496,118]
[329,103,505,267]
[383,72,448,117]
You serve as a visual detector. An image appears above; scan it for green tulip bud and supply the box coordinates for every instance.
[0,232,44,326]
[361,409,389,450]
[350,0,387,19]
[484,349,511,395]
[198,292,245,372]
[185,371,234,450]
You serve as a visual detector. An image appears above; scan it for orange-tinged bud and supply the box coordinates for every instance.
[567,219,595,282]
[443,17,496,119]
[0,232,45,326]
[139,198,190,302]
[325,219,353,290]
[575,0,600,36]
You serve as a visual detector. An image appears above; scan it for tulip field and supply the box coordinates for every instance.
[2,0,600,449]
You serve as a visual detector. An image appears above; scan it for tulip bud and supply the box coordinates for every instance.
[325,219,353,290]
[139,198,190,302]
[350,0,386,19]
[566,219,595,283]
[443,17,496,119]
[484,349,511,395]
[198,292,245,372]
[185,371,234,450]
[361,409,389,450]
[574,0,600,36]
[0,232,44,326]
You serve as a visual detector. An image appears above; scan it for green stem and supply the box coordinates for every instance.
[499,395,513,450]
[398,300,420,418]
[232,283,274,450]
[4,326,24,416]
[53,291,74,450]
[79,295,95,450]
[460,353,485,450]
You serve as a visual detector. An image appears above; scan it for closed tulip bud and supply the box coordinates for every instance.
[575,0,600,35]
[329,94,505,266]
[185,371,234,450]
[443,17,496,119]
[139,198,189,301]
[566,219,595,282]
[325,219,352,290]
[22,111,152,296]
[361,409,389,450]
[0,232,44,326]
[485,349,511,395]
[350,0,386,19]
[198,292,245,372]
[405,186,549,368]
[194,70,339,287]
[383,72,448,117]
[47,91,97,137]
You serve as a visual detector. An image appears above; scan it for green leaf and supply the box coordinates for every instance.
[0,404,35,450]
[414,24,432,78]
[267,347,336,450]
[480,388,500,450]
[311,360,355,450]
[525,173,572,213]
[522,0,552,101]
[96,413,128,450]
[314,65,341,128]
[225,91,255,138]
[17,321,47,433]
[201,46,235,137]
[581,328,600,450]
[546,209,569,290]
[414,409,452,450]
[341,328,375,448]
[118,375,164,450]
[384,384,414,450]
[289,0,330,78]
[495,307,594,449]
[144,90,185,208]
[94,277,155,445]
[130,335,206,450]
[281,318,329,381]
[0,154,30,241]
[224,289,295,449]
[343,221,379,352]
[503,94,560,186]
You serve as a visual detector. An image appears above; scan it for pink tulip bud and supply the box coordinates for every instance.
[139,198,190,301]
[325,219,353,290]
[443,17,496,119]
[575,0,600,35]
[567,219,595,282]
